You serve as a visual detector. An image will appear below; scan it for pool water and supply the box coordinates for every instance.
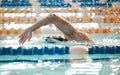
[0,33,120,47]
[0,54,120,75]
[0,33,120,75]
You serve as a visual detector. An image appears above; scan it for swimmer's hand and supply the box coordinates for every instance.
[19,29,32,44]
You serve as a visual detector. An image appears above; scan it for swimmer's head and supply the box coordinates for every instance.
[46,36,68,43]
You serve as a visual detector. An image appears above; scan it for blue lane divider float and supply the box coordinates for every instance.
[0,46,120,55]
[89,46,120,54]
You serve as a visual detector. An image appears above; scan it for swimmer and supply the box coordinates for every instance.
[19,14,95,62]
[19,14,94,44]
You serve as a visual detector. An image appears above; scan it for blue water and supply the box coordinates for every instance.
[0,54,120,75]
[0,33,120,75]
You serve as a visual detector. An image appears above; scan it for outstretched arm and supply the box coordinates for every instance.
[26,14,76,35]
[19,14,94,44]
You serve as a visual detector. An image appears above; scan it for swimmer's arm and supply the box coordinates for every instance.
[19,14,94,44]
[49,15,94,43]
[28,14,76,35]
[45,14,94,43]
[19,14,75,44]
[25,14,77,40]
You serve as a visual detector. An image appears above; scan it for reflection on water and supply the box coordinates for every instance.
[0,54,120,75]
[0,58,120,75]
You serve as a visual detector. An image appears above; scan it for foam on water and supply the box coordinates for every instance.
[0,33,120,47]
